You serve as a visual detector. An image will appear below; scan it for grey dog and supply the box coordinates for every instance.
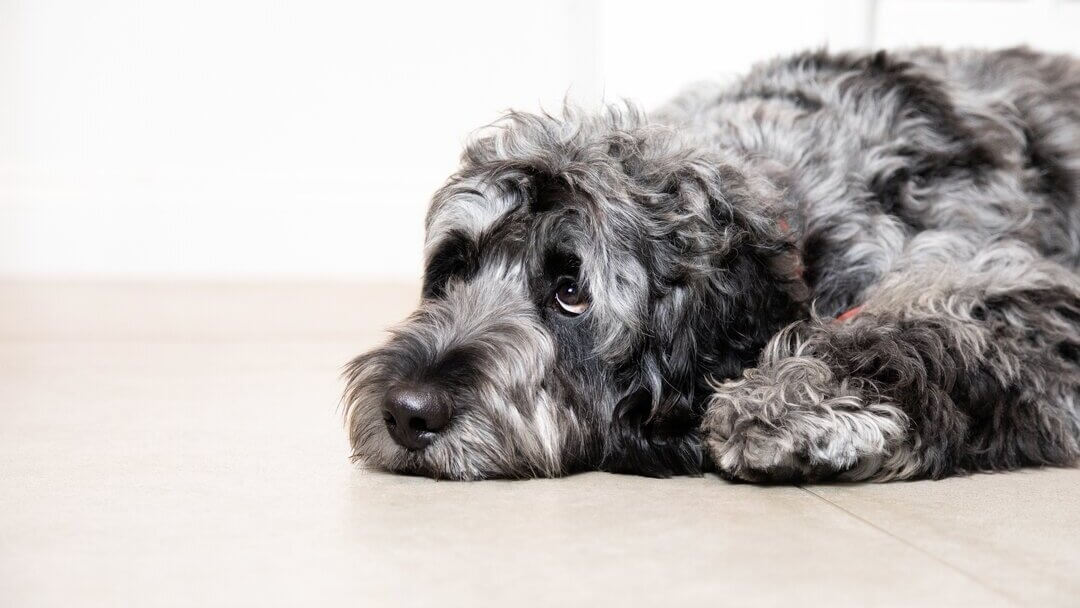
[344,47,1080,482]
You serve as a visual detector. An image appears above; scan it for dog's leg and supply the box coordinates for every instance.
[703,246,1080,482]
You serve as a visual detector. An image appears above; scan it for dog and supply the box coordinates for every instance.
[344,47,1080,482]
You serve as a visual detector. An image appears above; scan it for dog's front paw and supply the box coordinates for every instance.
[701,360,909,483]
[703,400,828,483]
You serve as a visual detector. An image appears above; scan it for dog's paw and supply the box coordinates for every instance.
[701,360,909,483]
[703,403,832,483]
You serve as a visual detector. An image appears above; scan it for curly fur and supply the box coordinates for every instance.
[344,47,1080,482]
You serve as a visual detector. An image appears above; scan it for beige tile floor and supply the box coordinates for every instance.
[1,281,1078,607]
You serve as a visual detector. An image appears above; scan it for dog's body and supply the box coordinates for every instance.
[346,48,1080,482]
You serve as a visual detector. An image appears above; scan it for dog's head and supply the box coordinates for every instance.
[344,107,803,479]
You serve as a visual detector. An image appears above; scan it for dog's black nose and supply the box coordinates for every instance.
[381,385,451,450]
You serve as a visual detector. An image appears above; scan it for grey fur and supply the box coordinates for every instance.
[345,47,1080,482]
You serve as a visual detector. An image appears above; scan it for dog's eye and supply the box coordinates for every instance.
[554,277,589,315]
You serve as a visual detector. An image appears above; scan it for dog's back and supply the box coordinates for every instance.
[657,48,1080,315]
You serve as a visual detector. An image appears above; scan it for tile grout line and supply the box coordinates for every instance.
[797,485,1024,607]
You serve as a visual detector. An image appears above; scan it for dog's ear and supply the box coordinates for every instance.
[603,281,716,477]
[652,149,806,372]
[616,148,806,436]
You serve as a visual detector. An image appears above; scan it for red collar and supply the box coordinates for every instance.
[835,306,862,323]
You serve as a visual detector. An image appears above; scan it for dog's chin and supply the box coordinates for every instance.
[356,449,479,481]
[354,441,514,481]
[348,408,535,481]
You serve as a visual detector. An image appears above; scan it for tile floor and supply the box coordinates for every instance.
[1,281,1077,607]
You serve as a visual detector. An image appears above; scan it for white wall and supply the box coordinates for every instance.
[3,0,1079,280]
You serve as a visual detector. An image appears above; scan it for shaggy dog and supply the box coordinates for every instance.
[344,48,1080,482]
